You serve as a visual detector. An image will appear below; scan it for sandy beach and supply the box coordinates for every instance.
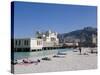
[14,48,97,74]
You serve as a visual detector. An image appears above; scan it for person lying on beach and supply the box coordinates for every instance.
[79,47,82,55]
[22,59,40,65]
[37,59,40,62]
[53,55,65,58]
[42,57,51,61]
[22,59,31,63]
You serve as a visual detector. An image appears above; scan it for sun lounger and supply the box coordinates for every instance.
[57,52,67,55]
[53,55,65,58]
[42,57,51,61]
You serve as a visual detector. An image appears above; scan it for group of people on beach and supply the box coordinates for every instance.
[12,52,67,65]
[12,58,40,65]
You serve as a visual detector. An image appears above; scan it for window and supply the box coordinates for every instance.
[15,40,21,46]
[24,40,29,45]
[26,40,29,45]
[15,40,17,45]
[24,40,26,45]
[37,40,41,45]
[18,40,21,46]
[51,38,55,41]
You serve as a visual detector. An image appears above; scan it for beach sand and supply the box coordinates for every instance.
[14,48,97,74]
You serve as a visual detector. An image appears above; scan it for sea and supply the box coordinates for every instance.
[13,48,74,60]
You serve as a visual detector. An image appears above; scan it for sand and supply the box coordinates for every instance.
[13,48,97,74]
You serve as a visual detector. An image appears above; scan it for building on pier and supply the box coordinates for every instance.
[13,30,59,51]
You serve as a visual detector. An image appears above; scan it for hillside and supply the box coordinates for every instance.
[58,27,97,43]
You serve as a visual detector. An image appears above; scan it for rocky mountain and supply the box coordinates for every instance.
[58,27,97,44]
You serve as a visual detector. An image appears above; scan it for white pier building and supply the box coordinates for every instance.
[14,30,59,51]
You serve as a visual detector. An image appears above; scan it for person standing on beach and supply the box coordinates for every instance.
[79,47,82,55]
[78,42,82,55]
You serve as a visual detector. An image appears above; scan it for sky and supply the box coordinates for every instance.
[13,1,97,38]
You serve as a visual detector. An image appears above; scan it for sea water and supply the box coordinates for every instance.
[14,48,73,60]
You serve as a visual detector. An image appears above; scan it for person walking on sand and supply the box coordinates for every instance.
[79,47,82,55]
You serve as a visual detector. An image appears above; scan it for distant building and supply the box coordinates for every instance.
[14,30,59,51]
[92,34,97,45]
[64,42,79,47]
[63,37,79,47]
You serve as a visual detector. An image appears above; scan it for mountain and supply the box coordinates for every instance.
[58,27,97,44]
